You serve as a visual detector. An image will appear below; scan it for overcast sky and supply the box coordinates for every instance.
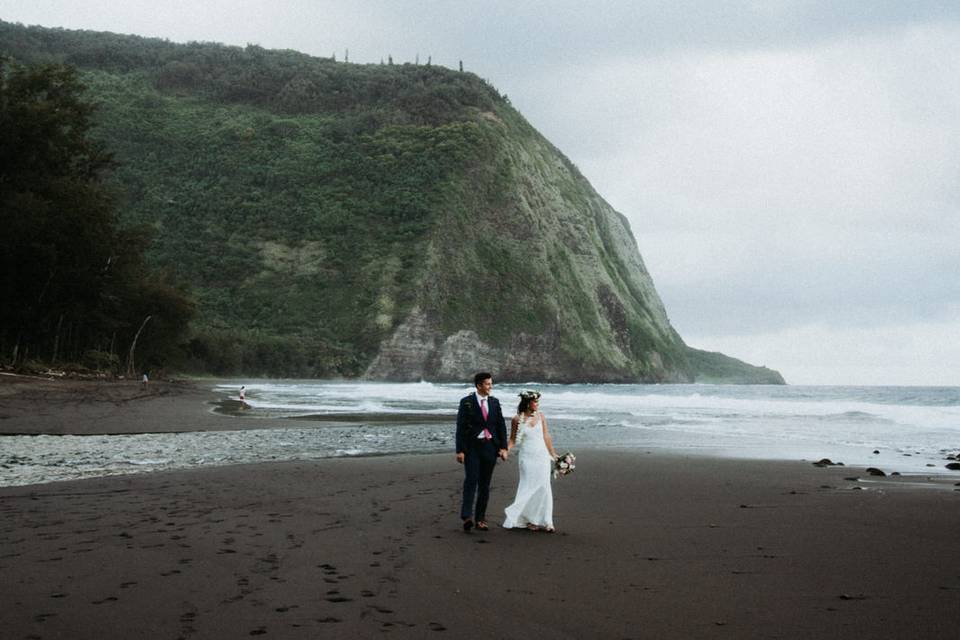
[2,1,958,385]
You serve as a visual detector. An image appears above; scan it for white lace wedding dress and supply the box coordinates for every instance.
[503,414,554,530]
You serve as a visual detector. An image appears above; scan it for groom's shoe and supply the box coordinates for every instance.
[462,518,474,532]
[476,521,489,531]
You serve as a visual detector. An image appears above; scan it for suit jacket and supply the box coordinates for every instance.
[455,393,508,454]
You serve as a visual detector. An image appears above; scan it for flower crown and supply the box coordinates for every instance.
[519,390,541,401]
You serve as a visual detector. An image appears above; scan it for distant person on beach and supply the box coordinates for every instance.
[455,372,508,532]
[503,390,558,532]
[141,372,148,389]
[239,385,249,409]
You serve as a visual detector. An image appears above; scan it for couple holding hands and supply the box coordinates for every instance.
[455,372,559,533]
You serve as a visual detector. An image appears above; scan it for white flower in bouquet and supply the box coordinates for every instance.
[553,451,576,478]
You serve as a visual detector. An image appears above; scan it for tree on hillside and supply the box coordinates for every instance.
[0,57,193,371]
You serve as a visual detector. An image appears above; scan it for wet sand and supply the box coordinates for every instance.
[0,374,436,435]
[0,373,236,435]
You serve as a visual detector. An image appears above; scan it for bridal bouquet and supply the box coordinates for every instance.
[553,451,576,478]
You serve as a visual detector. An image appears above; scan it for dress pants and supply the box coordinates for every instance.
[460,439,498,521]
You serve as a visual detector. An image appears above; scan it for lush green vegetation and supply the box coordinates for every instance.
[0,56,193,375]
[1,21,507,376]
[0,21,783,383]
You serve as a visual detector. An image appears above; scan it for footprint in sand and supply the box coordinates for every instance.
[326,595,353,603]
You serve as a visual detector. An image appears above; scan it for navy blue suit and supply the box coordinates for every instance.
[456,393,508,521]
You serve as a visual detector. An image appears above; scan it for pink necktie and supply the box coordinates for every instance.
[481,398,492,439]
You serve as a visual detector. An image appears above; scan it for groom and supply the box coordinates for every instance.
[455,372,508,532]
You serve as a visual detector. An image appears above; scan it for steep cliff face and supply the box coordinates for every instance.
[365,109,695,382]
[0,21,784,383]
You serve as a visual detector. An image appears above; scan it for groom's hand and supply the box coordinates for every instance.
[456,452,465,464]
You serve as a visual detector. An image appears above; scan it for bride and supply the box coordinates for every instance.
[503,390,559,533]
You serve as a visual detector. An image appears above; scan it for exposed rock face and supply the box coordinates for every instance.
[363,308,438,381]
[365,309,568,382]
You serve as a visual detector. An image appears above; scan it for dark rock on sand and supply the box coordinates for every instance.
[946,463,960,471]
[813,459,843,467]
[865,468,886,477]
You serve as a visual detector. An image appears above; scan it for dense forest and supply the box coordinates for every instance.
[0,55,193,375]
[0,21,784,383]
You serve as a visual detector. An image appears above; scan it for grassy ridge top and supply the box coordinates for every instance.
[0,20,501,122]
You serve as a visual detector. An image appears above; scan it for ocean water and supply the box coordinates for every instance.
[2,382,958,486]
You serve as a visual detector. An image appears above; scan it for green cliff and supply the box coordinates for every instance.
[0,21,785,384]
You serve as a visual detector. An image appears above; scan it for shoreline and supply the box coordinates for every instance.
[3,375,959,490]
[4,441,959,492]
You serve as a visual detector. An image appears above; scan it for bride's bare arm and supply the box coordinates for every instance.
[508,416,519,449]
[542,415,558,458]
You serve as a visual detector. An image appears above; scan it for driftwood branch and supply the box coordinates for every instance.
[125,315,152,378]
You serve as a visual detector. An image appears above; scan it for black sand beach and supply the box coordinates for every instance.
[1,377,959,638]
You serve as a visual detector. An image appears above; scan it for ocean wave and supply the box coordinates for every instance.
[120,458,172,466]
